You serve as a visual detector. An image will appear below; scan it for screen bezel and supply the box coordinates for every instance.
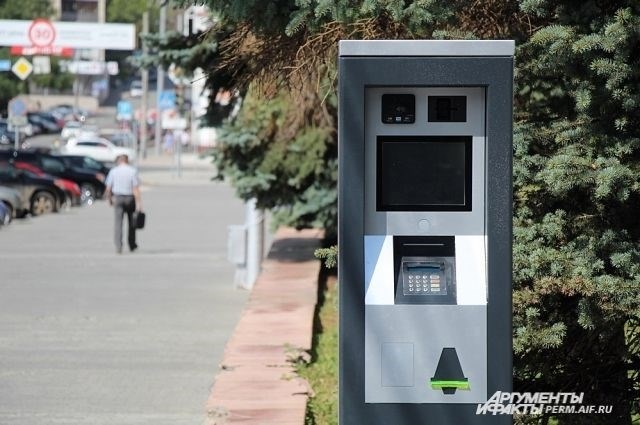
[376,135,473,212]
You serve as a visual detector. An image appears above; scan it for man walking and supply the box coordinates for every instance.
[105,154,142,254]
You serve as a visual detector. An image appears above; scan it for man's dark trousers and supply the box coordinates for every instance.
[114,195,136,252]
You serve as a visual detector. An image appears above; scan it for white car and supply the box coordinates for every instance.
[61,137,136,164]
[130,80,143,97]
[60,121,83,140]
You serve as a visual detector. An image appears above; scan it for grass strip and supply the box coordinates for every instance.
[295,273,338,425]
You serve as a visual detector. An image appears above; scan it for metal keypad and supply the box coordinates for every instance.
[402,262,446,296]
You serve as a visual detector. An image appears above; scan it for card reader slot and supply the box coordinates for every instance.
[407,264,441,271]
[394,236,456,305]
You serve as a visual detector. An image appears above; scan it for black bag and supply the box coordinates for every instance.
[134,211,146,229]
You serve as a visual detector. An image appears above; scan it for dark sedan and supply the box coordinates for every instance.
[0,121,26,146]
[0,150,106,204]
[56,154,111,176]
[26,113,60,133]
[0,163,66,216]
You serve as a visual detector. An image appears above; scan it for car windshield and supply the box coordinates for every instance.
[40,157,66,173]
[0,164,17,178]
[82,157,103,170]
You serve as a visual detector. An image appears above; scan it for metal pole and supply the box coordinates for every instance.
[245,198,264,288]
[154,4,166,156]
[14,126,19,150]
[176,134,182,177]
[97,0,106,61]
[140,11,149,160]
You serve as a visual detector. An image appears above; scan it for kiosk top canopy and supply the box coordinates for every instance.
[339,40,515,57]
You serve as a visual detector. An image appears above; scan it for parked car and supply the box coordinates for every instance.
[0,200,10,226]
[36,112,65,129]
[129,79,143,97]
[0,150,106,204]
[50,105,90,122]
[56,154,111,176]
[0,121,26,146]
[0,127,15,146]
[14,161,82,206]
[61,137,136,164]
[0,185,23,219]
[0,163,66,216]
[18,123,37,137]
[27,113,60,133]
[61,121,84,140]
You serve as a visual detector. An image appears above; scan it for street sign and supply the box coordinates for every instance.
[8,116,28,127]
[11,57,33,80]
[10,45,74,57]
[158,90,176,110]
[8,97,27,117]
[33,56,51,74]
[8,97,27,149]
[0,59,10,71]
[162,117,187,130]
[116,100,133,121]
[61,60,120,75]
[28,19,56,47]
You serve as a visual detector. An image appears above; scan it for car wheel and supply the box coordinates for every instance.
[2,202,13,224]
[31,191,57,216]
[81,184,96,206]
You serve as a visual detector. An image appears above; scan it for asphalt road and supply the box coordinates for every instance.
[0,160,248,424]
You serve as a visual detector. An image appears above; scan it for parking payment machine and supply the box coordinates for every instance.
[338,41,514,424]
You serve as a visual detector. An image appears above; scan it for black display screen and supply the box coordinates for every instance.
[377,136,472,211]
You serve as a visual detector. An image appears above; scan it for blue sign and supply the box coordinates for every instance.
[116,100,133,121]
[0,60,10,72]
[158,90,176,110]
[8,98,27,116]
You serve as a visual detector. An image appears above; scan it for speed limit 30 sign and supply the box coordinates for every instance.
[28,19,56,47]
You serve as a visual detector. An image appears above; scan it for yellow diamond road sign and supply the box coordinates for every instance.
[12,57,33,80]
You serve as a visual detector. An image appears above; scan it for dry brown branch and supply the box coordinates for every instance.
[455,0,545,39]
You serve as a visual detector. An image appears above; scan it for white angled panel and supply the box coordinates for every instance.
[365,235,395,305]
[455,235,487,305]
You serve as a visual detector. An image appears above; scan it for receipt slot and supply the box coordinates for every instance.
[338,40,514,424]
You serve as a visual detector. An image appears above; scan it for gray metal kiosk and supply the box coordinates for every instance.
[338,40,514,424]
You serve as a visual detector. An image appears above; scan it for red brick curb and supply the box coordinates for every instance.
[205,227,324,425]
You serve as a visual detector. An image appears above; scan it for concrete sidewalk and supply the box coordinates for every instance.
[0,159,248,425]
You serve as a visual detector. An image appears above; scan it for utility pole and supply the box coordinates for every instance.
[140,11,149,160]
[154,4,166,156]
[97,0,106,61]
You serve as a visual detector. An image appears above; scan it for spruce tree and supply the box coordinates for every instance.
[148,1,640,422]
[512,3,640,423]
